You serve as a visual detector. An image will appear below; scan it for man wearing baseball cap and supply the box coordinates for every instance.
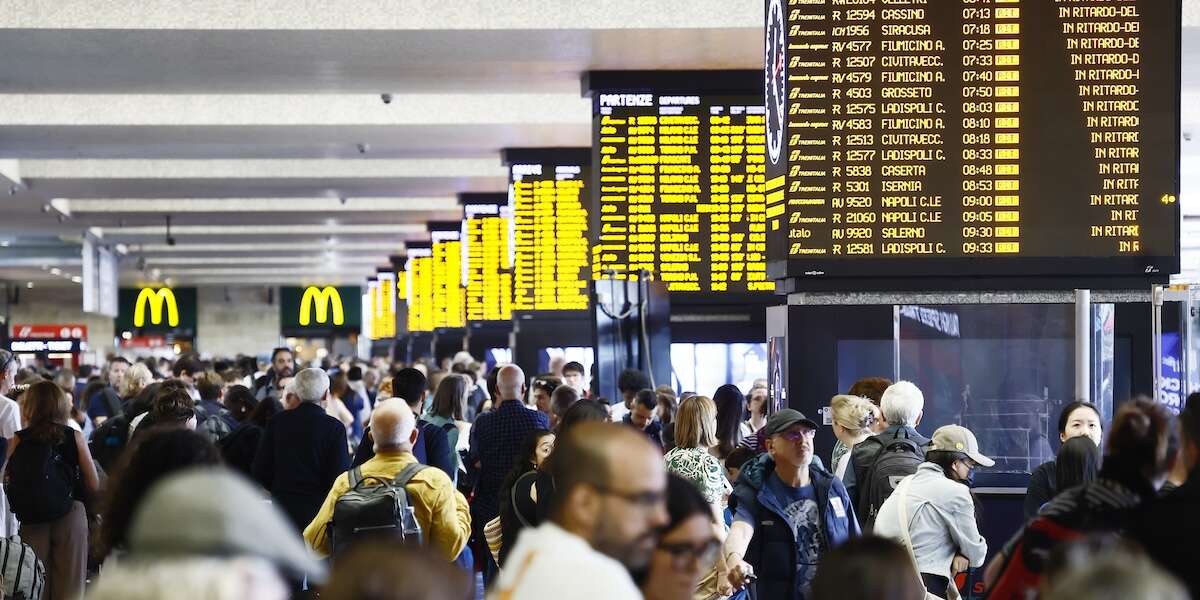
[874,425,992,596]
[725,409,861,600]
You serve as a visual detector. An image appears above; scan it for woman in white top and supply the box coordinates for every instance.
[738,387,769,442]
[874,425,991,599]
[0,351,22,537]
[830,394,877,480]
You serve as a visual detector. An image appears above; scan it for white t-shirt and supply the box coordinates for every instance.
[490,522,643,600]
[609,401,630,423]
[0,395,21,537]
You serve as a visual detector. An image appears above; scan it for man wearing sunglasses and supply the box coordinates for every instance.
[492,422,668,600]
[725,409,860,600]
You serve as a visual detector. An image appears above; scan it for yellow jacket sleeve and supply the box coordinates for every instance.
[303,472,350,558]
[411,470,473,561]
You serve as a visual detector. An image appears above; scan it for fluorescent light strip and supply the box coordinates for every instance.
[156,267,376,276]
[99,224,426,236]
[146,256,389,265]
[134,242,404,253]
[66,197,461,213]
[21,158,504,179]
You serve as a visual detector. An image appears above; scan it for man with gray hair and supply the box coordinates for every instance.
[253,367,350,531]
[843,380,931,529]
[304,399,471,562]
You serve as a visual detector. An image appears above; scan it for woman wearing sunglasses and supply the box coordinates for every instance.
[637,473,721,600]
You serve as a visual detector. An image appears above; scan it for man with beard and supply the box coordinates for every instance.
[253,347,295,403]
[491,422,668,600]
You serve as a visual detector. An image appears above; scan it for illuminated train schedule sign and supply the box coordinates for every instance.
[765,1,1180,281]
[584,71,775,294]
[503,148,592,312]
[429,222,466,329]
[461,193,514,322]
[405,243,435,333]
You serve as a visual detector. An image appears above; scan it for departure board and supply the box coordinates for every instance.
[584,72,775,294]
[405,244,435,333]
[376,270,397,338]
[368,278,381,339]
[503,148,592,312]
[430,223,467,329]
[765,1,1180,280]
[461,193,514,322]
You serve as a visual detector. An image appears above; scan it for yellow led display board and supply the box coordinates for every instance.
[764,1,1180,280]
[430,223,466,329]
[505,148,591,312]
[406,245,435,333]
[584,74,773,293]
[462,193,513,322]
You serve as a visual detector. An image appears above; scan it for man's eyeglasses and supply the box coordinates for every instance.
[777,429,816,442]
[591,483,665,508]
[658,539,721,569]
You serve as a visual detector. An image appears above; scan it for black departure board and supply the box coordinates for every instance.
[405,243,435,333]
[765,1,1180,281]
[503,148,592,312]
[461,193,514,322]
[584,72,775,294]
[429,222,466,329]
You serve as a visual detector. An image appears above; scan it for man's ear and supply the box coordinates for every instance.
[409,427,420,445]
[915,410,923,427]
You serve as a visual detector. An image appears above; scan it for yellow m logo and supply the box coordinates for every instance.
[134,288,180,328]
[300,286,344,326]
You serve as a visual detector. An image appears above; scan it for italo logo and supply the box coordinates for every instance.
[133,288,180,328]
[299,286,345,326]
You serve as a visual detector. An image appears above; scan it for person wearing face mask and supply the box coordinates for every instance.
[1023,401,1103,519]
[873,425,991,599]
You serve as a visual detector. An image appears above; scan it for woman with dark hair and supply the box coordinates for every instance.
[656,385,679,452]
[490,399,611,565]
[1054,436,1101,497]
[6,380,100,600]
[985,399,1178,597]
[1024,401,1104,518]
[811,536,926,600]
[712,384,745,460]
[130,386,197,442]
[223,384,259,423]
[424,374,471,483]
[875,425,990,598]
[496,429,555,566]
[219,396,283,479]
[95,428,221,561]
[637,474,721,600]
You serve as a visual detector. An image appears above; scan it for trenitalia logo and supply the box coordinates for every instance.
[299,286,345,326]
[133,288,180,328]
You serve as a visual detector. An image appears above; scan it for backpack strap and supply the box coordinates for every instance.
[393,462,429,487]
[349,466,364,488]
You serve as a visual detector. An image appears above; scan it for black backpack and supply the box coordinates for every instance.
[859,436,926,530]
[88,413,133,474]
[7,433,79,524]
[328,463,428,557]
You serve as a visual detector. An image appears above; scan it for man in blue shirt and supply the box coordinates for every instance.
[622,389,664,450]
[726,409,860,600]
[469,364,549,583]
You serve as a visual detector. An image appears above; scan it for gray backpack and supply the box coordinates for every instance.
[0,535,46,600]
[860,436,926,530]
[328,463,427,557]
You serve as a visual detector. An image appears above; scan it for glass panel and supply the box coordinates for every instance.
[670,343,769,396]
[897,304,1074,474]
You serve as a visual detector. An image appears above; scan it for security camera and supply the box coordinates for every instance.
[1185,132,1193,142]
[166,236,177,247]
[356,143,370,155]
[381,94,393,105]
[339,197,349,206]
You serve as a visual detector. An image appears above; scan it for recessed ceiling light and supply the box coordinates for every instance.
[25,282,33,289]
[49,268,61,275]
[0,241,9,247]
[70,276,82,284]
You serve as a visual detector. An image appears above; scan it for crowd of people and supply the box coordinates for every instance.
[0,346,1195,600]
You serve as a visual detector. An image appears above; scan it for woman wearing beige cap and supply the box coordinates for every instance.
[872,425,992,600]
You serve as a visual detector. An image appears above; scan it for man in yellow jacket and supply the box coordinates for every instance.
[304,398,472,561]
